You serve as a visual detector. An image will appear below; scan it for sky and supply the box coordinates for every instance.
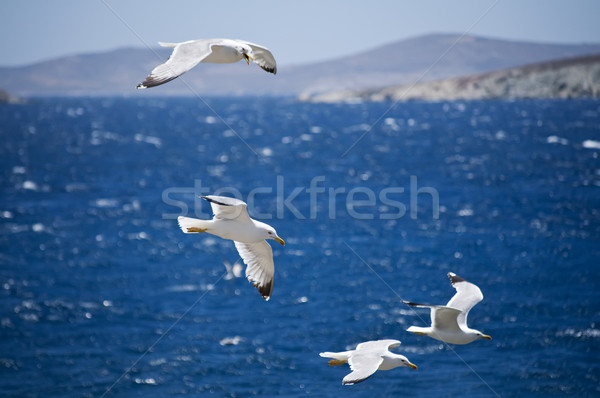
[1,0,600,67]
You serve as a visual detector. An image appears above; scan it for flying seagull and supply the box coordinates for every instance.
[320,339,417,385]
[403,272,492,344]
[177,195,284,300]
[137,38,277,88]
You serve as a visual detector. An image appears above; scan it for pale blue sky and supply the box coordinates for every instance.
[1,0,599,67]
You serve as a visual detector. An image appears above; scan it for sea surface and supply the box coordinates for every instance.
[1,97,599,397]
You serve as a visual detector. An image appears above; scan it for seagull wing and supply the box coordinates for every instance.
[355,339,401,352]
[234,240,275,300]
[240,40,277,74]
[431,306,462,333]
[343,351,383,385]
[403,300,462,333]
[137,39,214,88]
[446,272,484,327]
[202,195,251,221]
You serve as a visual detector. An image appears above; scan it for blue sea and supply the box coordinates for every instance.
[1,97,599,397]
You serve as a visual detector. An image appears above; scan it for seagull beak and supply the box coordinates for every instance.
[407,362,418,370]
[482,334,492,340]
[274,237,285,246]
[243,53,253,65]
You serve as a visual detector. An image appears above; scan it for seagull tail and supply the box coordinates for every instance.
[177,216,210,233]
[319,352,350,365]
[158,42,178,48]
[406,326,430,335]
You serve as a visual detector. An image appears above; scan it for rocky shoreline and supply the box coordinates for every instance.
[304,53,600,103]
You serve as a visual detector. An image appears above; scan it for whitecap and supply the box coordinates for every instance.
[582,140,600,149]
[403,344,444,354]
[384,118,400,131]
[374,144,390,153]
[90,130,120,145]
[20,313,39,322]
[167,284,214,293]
[12,166,26,174]
[343,123,370,133]
[66,107,84,117]
[21,181,38,191]
[134,378,157,385]
[92,198,119,208]
[546,135,569,145]
[134,134,162,148]
[31,223,45,232]
[558,328,600,339]
[390,308,414,316]
[167,284,199,292]
[136,232,149,240]
[219,336,244,346]
[457,208,474,217]
[149,358,168,366]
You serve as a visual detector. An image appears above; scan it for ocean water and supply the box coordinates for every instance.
[0,97,599,397]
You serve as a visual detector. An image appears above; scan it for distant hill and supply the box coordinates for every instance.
[306,53,600,102]
[2,33,600,97]
[0,89,25,104]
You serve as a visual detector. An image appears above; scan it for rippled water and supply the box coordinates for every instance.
[1,98,599,397]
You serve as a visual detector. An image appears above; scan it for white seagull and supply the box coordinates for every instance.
[403,272,492,345]
[177,195,284,300]
[319,339,417,385]
[137,38,277,88]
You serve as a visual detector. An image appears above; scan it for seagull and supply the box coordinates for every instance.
[403,272,492,345]
[319,339,417,385]
[137,38,277,88]
[177,195,284,300]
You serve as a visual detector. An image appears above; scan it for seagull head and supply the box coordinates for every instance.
[239,44,254,65]
[264,226,285,246]
[390,354,417,370]
[475,331,492,341]
[400,356,418,370]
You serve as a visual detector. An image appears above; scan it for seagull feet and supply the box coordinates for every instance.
[328,359,347,366]
[187,227,207,233]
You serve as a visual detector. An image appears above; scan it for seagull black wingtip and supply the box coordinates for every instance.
[448,272,466,284]
[402,300,418,306]
[202,195,233,207]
